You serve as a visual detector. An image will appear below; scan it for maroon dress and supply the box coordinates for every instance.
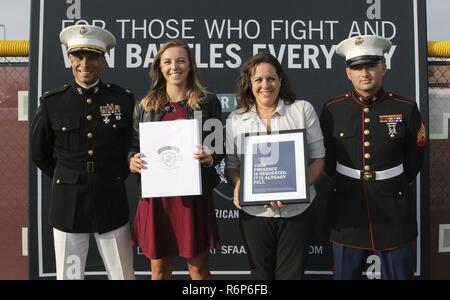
[133,102,219,259]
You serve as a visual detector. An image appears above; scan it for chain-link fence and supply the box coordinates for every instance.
[0,57,29,279]
[429,58,450,211]
[428,58,450,279]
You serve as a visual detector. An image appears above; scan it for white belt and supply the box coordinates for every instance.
[336,162,404,181]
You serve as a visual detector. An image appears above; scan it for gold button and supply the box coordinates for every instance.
[86,115,93,121]
[86,98,93,104]
[389,93,393,97]
[390,133,395,138]
[87,132,93,139]
[112,124,117,128]
[88,150,94,156]
[56,179,60,184]
[364,153,371,159]
[364,141,370,147]
[364,129,370,135]
[339,132,344,137]
[61,126,67,132]
[364,107,369,113]
[364,165,371,171]
[364,118,370,123]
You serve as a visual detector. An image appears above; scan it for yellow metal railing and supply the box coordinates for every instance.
[0,40,29,57]
[428,41,450,58]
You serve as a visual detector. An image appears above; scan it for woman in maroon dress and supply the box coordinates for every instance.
[128,40,222,280]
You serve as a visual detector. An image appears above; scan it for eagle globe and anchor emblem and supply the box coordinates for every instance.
[354,36,364,46]
[156,146,182,169]
[79,26,89,36]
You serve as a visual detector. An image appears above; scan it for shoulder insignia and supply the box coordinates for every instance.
[333,92,352,100]
[386,91,414,105]
[105,83,134,97]
[41,84,71,99]
[324,92,351,108]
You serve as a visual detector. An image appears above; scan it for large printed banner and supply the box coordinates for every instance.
[29,0,429,279]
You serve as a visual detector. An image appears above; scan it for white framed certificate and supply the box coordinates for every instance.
[239,129,309,206]
[139,119,202,198]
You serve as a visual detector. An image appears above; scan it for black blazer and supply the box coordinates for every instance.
[31,81,135,234]
[128,93,224,196]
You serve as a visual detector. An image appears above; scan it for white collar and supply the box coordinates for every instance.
[75,79,100,90]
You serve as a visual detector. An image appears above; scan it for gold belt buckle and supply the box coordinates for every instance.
[361,171,375,181]
[87,161,95,173]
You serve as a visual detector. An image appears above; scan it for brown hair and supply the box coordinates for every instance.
[140,39,207,112]
[235,52,296,113]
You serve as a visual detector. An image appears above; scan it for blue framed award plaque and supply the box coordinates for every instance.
[239,129,310,206]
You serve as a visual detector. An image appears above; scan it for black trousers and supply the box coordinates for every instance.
[239,205,315,280]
